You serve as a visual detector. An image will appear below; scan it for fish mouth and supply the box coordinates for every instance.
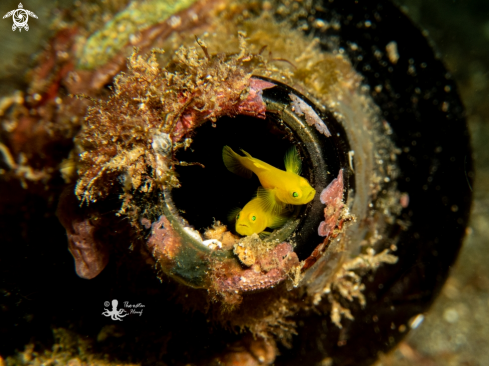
[237,224,253,236]
[238,224,251,231]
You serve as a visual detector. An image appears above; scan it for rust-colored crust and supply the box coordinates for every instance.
[146,215,183,271]
[66,220,109,279]
[56,187,112,279]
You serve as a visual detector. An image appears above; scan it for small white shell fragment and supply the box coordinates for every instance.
[152,132,172,156]
[184,227,203,241]
[202,239,223,250]
[386,41,399,64]
[184,227,222,250]
[289,93,331,137]
[348,150,355,172]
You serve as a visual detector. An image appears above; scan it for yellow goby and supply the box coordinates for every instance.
[222,146,316,208]
[229,188,289,236]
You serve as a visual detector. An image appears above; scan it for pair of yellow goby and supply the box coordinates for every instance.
[223,146,316,236]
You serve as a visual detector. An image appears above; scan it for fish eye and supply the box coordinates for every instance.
[236,213,240,219]
[292,192,299,198]
[252,215,256,221]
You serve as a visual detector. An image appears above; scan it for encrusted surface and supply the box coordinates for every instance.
[318,169,345,237]
[0,0,418,364]
[212,242,299,304]
[146,215,183,269]
[77,0,200,69]
[74,40,273,207]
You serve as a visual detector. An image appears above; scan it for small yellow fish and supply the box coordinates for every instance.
[223,146,316,206]
[229,188,289,236]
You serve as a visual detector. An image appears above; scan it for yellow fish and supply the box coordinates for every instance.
[223,146,316,207]
[229,188,289,236]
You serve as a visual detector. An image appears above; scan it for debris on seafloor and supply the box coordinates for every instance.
[324,248,399,328]
[318,169,345,237]
[289,93,331,137]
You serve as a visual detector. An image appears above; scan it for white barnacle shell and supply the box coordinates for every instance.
[152,132,172,180]
[152,132,172,156]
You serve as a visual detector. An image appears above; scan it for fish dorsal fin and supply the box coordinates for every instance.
[252,160,269,170]
[223,146,252,179]
[256,187,285,215]
[240,149,252,158]
[284,147,302,175]
[240,149,271,171]
[227,207,241,223]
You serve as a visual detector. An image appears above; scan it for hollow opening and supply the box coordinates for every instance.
[172,114,309,235]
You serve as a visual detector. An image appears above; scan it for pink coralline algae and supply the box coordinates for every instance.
[146,215,182,269]
[318,169,344,237]
[171,77,275,142]
[237,78,276,118]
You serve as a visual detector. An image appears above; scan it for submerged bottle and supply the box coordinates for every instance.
[0,0,473,365]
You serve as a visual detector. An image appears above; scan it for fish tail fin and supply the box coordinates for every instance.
[256,187,286,215]
[284,147,302,175]
[227,207,241,223]
[223,146,253,178]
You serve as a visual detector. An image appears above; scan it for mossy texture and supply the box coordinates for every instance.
[77,0,199,69]
[75,38,266,207]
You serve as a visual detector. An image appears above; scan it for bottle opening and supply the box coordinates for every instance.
[172,113,307,236]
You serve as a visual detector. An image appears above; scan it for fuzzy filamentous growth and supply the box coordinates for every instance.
[74,35,274,209]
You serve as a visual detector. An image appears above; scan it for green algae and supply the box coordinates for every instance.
[77,0,198,69]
